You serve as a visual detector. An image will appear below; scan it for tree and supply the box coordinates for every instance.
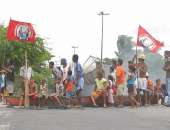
[0,25,54,93]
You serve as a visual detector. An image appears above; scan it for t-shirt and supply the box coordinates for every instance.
[52,67,62,80]
[62,65,70,81]
[95,78,107,91]
[20,66,33,80]
[56,83,64,96]
[74,63,84,79]
[66,75,74,92]
[116,66,125,85]
[127,72,136,86]
[40,84,48,96]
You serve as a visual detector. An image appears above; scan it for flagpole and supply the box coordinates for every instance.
[136,43,139,88]
[24,51,29,108]
[136,26,141,104]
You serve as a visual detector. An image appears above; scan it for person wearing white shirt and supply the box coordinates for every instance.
[19,62,33,107]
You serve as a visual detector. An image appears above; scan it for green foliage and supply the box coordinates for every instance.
[0,25,54,92]
[32,68,54,89]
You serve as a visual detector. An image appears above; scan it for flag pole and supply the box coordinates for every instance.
[136,43,139,88]
[24,50,29,108]
[136,26,141,104]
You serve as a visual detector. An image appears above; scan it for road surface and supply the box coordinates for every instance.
[0,105,170,130]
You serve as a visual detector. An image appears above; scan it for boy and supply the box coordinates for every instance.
[154,79,163,105]
[28,79,38,109]
[116,59,126,107]
[127,66,139,108]
[91,71,107,107]
[146,74,154,105]
[40,79,48,107]
[49,62,63,107]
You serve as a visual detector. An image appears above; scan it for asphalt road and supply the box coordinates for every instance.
[0,105,170,130]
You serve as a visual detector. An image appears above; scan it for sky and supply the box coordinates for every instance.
[1,0,170,64]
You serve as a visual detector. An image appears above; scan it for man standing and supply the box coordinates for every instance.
[136,54,148,106]
[19,62,33,107]
[72,54,84,107]
[116,58,125,107]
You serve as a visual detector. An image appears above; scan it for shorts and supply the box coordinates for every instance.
[41,95,48,99]
[127,84,134,93]
[138,78,147,90]
[146,89,153,96]
[29,95,38,104]
[76,77,84,91]
[137,89,147,95]
[156,92,163,97]
[66,92,74,97]
[6,81,14,94]
[117,84,125,96]
[0,87,5,94]
[91,91,104,99]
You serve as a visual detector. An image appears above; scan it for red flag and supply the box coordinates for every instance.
[137,25,163,53]
[7,19,36,43]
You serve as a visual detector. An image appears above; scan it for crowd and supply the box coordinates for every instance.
[0,53,169,109]
[10,54,84,109]
[90,53,168,108]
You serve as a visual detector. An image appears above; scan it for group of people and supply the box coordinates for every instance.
[0,53,169,109]
[90,53,168,108]
[17,54,84,108]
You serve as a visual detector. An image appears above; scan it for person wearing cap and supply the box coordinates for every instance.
[133,53,148,106]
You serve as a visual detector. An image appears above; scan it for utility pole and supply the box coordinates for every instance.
[98,11,109,64]
[72,46,78,54]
